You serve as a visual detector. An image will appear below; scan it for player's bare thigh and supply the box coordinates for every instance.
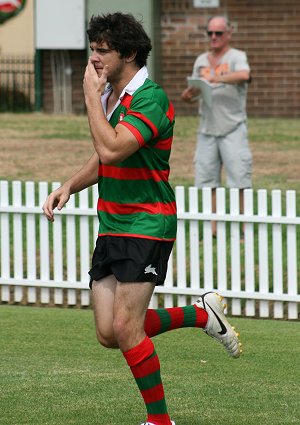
[113,280,155,351]
[92,274,118,348]
[92,275,155,350]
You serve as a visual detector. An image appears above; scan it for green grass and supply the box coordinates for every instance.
[248,118,300,143]
[2,113,300,143]
[0,113,91,140]
[1,305,300,425]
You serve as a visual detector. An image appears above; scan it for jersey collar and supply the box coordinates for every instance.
[102,66,149,120]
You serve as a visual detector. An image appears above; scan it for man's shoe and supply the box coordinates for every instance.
[195,291,242,358]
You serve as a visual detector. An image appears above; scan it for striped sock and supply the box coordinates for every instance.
[144,304,208,338]
[123,336,171,425]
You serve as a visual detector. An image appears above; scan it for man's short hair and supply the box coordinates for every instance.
[87,12,152,68]
[206,15,232,31]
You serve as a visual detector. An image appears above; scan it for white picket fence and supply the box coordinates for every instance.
[0,180,299,319]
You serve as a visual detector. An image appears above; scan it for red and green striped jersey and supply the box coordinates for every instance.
[97,77,177,241]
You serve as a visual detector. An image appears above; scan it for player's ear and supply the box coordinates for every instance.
[125,51,137,63]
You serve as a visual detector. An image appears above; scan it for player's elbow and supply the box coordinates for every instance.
[98,146,126,165]
[98,150,119,165]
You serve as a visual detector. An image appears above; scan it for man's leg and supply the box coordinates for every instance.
[145,292,241,358]
[221,122,252,239]
[93,278,172,425]
[92,274,118,348]
[91,276,241,359]
[194,131,220,237]
[145,302,208,337]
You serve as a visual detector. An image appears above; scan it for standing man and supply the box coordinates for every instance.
[182,16,252,237]
[43,13,241,425]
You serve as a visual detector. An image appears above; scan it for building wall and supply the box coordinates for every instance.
[21,0,300,117]
[161,0,300,117]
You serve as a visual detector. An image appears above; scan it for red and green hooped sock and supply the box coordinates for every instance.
[144,304,208,338]
[123,336,172,425]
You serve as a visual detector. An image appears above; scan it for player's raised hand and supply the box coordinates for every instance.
[83,59,108,98]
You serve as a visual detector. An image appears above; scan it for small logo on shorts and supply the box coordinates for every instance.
[144,264,158,275]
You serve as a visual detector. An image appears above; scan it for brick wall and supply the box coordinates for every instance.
[41,0,300,117]
[161,0,300,117]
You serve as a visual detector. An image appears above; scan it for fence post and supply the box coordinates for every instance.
[12,181,23,303]
[202,187,214,290]
[257,189,269,318]
[79,189,91,306]
[286,190,298,319]
[272,190,284,318]
[216,187,227,294]
[66,194,77,305]
[230,188,242,316]
[39,182,50,304]
[244,189,255,317]
[176,186,187,306]
[189,187,200,304]
[0,181,10,302]
[52,182,64,305]
[26,181,37,304]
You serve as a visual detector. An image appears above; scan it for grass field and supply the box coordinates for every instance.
[0,305,300,425]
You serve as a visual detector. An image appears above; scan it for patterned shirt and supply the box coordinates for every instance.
[97,67,177,241]
[192,48,250,136]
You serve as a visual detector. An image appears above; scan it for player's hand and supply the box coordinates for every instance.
[42,186,70,222]
[83,59,108,97]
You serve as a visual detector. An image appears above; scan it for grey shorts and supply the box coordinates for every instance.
[194,122,252,188]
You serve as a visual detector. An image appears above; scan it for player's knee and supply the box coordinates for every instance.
[112,316,130,344]
[95,327,118,348]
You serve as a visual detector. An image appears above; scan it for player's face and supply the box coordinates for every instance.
[207,18,232,52]
[89,41,124,83]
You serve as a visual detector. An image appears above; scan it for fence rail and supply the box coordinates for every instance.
[0,180,299,319]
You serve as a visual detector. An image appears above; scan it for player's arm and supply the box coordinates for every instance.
[42,152,99,222]
[83,61,140,165]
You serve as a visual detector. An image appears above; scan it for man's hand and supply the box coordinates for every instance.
[181,86,200,103]
[42,186,71,222]
[83,60,109,99]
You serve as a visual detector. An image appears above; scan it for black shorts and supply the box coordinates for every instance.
[88,236,174,289]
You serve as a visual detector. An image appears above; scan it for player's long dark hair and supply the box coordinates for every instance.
[87,12,152,68]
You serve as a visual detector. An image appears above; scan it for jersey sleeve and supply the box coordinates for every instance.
[119,89,174,147]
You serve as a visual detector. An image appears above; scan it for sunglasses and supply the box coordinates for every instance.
[206,31,224,37]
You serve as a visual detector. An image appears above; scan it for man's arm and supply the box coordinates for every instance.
[83,62,140,165]
[206,70,250,85]
[42,152,99,222]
